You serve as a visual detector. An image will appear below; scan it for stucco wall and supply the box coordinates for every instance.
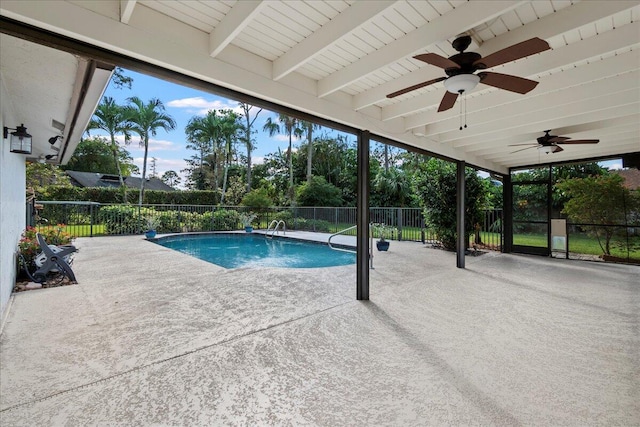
[0,75,26,319]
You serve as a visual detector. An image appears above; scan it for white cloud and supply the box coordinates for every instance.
[166,97,242,115]
[90,133,178,152]
[272,134,301,143]
[252,156,265,165]
[608,163,623,170]
[124,138,178,152]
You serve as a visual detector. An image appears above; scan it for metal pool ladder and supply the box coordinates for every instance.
[266,219,286,238]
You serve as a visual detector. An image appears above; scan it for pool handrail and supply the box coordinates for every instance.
[266,219,286,238]
[327,225,357,254]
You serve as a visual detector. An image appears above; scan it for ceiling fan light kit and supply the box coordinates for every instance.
[538,145,556,154]
[444,74,480,94]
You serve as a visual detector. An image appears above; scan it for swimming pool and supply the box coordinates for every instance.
[155,233,355,269]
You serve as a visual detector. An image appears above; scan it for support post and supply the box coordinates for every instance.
[357,130,370,300]
[503,174,512,253]
[456,161,465,268]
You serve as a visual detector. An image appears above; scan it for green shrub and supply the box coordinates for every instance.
[156,210,181,233]
[213,209,240,231]
[296,176,343,207]
[241,188,273,209]
[98,205,146,235]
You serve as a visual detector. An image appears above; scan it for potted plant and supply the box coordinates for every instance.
[374,223,392,251]
[144,216,159,239]
[239,212,257,232]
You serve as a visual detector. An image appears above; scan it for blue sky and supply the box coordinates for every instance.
[97,69,324,185]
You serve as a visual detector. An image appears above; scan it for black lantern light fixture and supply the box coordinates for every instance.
[3,124,32,154]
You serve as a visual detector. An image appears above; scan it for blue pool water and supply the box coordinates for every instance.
[156,233,355,269]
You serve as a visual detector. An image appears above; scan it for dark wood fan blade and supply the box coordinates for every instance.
[414,53,460,70]
[437,91,458,112]
[479,72,539,94]
[473,37,550,69]
[386,77,446,98]
[556,139,599,144]
[511,145,537,154]
[553,145,564,153]
[548,136,570,143]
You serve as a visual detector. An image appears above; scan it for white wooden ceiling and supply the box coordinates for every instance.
[1,0,639,173]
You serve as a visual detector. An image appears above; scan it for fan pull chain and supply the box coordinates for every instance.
[464,93,468,129]
[458,90,468,130]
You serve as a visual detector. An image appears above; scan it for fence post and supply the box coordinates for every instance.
[90,203,94,237]
[397,207,403,241]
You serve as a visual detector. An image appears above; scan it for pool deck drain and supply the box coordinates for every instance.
[1,234,638,425]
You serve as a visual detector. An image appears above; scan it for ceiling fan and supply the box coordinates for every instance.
[387,35,550,112]
[509,130,600,154]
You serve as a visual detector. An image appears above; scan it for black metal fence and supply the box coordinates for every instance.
[31,202,506,250]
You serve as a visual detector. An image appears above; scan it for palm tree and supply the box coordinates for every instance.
[263,114,302,202]
[185,111,221,190]
[86,97,132,202]
[300,120,320,184]
[125,97,176,205]
[239,103,262,192]
[218,110,241,204]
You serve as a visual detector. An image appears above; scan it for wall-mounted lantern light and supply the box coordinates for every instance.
[3,124,32,154]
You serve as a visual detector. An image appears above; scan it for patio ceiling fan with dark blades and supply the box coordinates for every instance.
[387,35,551,113]
[509,130,600,154]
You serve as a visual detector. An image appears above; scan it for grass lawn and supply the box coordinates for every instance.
[512,232,640,260]
[38,224,106,237]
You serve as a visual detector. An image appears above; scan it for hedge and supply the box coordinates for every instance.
[39,186,221,205]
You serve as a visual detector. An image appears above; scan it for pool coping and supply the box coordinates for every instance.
[148,230,357,253]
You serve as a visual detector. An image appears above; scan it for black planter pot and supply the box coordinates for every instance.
[376,240,390,251]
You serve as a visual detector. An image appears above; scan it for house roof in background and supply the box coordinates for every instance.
[66,171,175,191]
[611,168,640,190]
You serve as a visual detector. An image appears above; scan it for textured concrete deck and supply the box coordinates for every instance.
[1,234,638,425]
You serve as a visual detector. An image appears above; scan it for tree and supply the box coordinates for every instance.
[63,136,137,176]
[239,103,262,192]
[372,167,411,207]
[556,174,639,255]
[185,110,221,190]
[299,120,320,183]
[86,97,133,201]
[412,158,485,250]
[125,97,176,205]
[296,176,343,207]
[161,170,181,188]
[26,162,71,193]
[111,67,133,90]
[218,110,241,204]
[263,114,303,203]
[149,157,158,178]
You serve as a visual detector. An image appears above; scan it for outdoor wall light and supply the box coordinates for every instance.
[48,135,62,145]
[3,124,32,154]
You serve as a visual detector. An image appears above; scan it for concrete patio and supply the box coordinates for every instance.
[1,234,638,425]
